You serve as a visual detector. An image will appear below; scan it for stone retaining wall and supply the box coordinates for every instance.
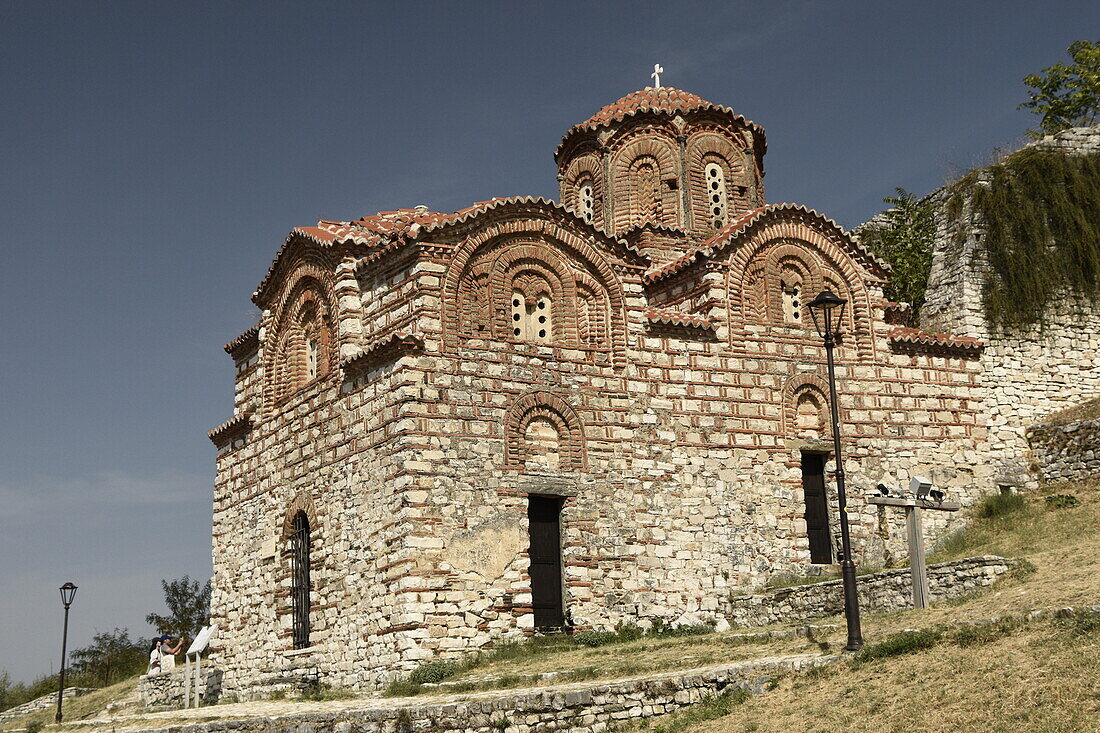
[722,556,1013,627]
[1026,418,1100,484]
[138,667,222,709]
[90,653,837,733]
[0,687,94,724]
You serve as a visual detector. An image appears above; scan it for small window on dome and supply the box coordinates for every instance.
[705,163,728,229]
[578,180,595,224]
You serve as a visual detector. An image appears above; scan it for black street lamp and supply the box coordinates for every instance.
[56,582,77,724]
[806,291,864,651]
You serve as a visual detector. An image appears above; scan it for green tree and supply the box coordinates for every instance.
[68,628,148,687]
[861,188,935,324]
[145,575,211,643]
[1019,40,1100,136]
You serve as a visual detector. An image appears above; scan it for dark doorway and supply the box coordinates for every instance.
[801,453,833,564]
[527,496,566,629]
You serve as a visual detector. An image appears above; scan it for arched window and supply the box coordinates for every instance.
[511,289,553,343]
[577,179,595,224]
[704,162,728,229]
[290,510,311,649]
[781,272,803,325]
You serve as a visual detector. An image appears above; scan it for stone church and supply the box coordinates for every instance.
[208,84,994,693]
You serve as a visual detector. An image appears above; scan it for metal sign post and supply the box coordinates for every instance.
[866,495,961,608]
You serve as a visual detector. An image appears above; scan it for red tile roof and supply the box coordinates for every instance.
[557,87,766,159]
[643,204,892,284]
[888,327,984,352]
[340,331,424,372]
[223,325,259,356]
[208,413,253,446]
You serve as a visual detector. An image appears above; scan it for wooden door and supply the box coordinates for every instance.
[528,496,565,629]
[801,453,833,564]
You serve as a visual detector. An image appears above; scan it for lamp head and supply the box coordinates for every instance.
[910,476,933,500]
[59,582,77,608]
[807,290,848,338]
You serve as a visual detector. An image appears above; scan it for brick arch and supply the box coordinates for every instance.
[725,216,876,357]
[265,268,338,409]
[280,490,322,540]
[561,152,605,228]
[442,217,628,364]
[781,373,833,439]
[490,244,574,342]
[609,133,679,231]
[686,131,750,230]
[503,391,586,471]
[763,243,825,326]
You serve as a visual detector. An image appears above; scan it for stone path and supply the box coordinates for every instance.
[62,652,838,733]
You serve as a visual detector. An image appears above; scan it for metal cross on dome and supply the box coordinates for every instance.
[651,63,664,88]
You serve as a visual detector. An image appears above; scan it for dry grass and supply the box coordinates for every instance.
[1039,396,1100,426]
[667,618,1100,732]
[0,677,138,731]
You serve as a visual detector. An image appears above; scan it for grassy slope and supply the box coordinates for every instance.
[1,678,138,732]
[657,485,1100,733]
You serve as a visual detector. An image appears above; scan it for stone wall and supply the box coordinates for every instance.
[722,555,1014,628]
[1026,418,1100,485]
[138,667,222,709]
[0,687,94,724]
[916,124,1100,488]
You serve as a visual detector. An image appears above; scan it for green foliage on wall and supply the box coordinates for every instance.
[948,147,1100,330]
[860,188,935,325]
[1019,40,1100,137]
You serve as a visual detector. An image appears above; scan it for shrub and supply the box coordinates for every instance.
[407,660,457,685]
[851,629,942,666]
[1045,494,1081,510]
[1057,609,1100,637]
[976,492,1027,519]
[1008,558,1038,580]
[573,631,618,648]
[952,618,1021,647]
[25,721,44,733]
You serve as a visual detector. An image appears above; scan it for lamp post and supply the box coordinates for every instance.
[806,291,864,651]
[56,582,78,724]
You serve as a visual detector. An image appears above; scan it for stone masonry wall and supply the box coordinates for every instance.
[918,125,1100,488]
[210,206,992,698]
[0,687,94,724]
[722,555,1014,628]
[1026,417,1100,485]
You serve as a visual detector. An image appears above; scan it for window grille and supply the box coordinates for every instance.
[291,511,311,649]
[705,163,728,228]
[578,181,594,223]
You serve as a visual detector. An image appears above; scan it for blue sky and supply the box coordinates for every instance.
[1,1,1097,683]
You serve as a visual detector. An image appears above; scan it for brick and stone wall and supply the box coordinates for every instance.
[915,125,1100,489]
[209,88,1004,697]
[722,555,1014,628]
[1026,417,1100,485]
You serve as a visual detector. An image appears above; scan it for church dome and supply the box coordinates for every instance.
[556,86,766,161]
[555,85,768,242]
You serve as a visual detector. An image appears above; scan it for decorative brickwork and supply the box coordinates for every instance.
[503,391,586,471]
[209,85,1013,697]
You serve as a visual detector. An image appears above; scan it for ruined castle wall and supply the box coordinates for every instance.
[920,125,1100,486]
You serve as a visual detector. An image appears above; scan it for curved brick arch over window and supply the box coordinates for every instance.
[442,218,628,364]
[782,373,833,440]
[277,492,323,651]
[267,278,336,408]
[725,216,876,357]
[686,131,750,231]
[503,391,586,471]
[610,134,678,231]
[561,152,604,228]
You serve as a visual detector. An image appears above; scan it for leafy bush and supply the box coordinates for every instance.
[1045,494,1081,510]
[851,629,942,666]
[1009,558,1038,580]
[25,721,44,733]
[573,631,619,648]
[1056,609,1100,637]
[976,492,1027,519]
[407,660,457,685]
[860,188,935,323]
